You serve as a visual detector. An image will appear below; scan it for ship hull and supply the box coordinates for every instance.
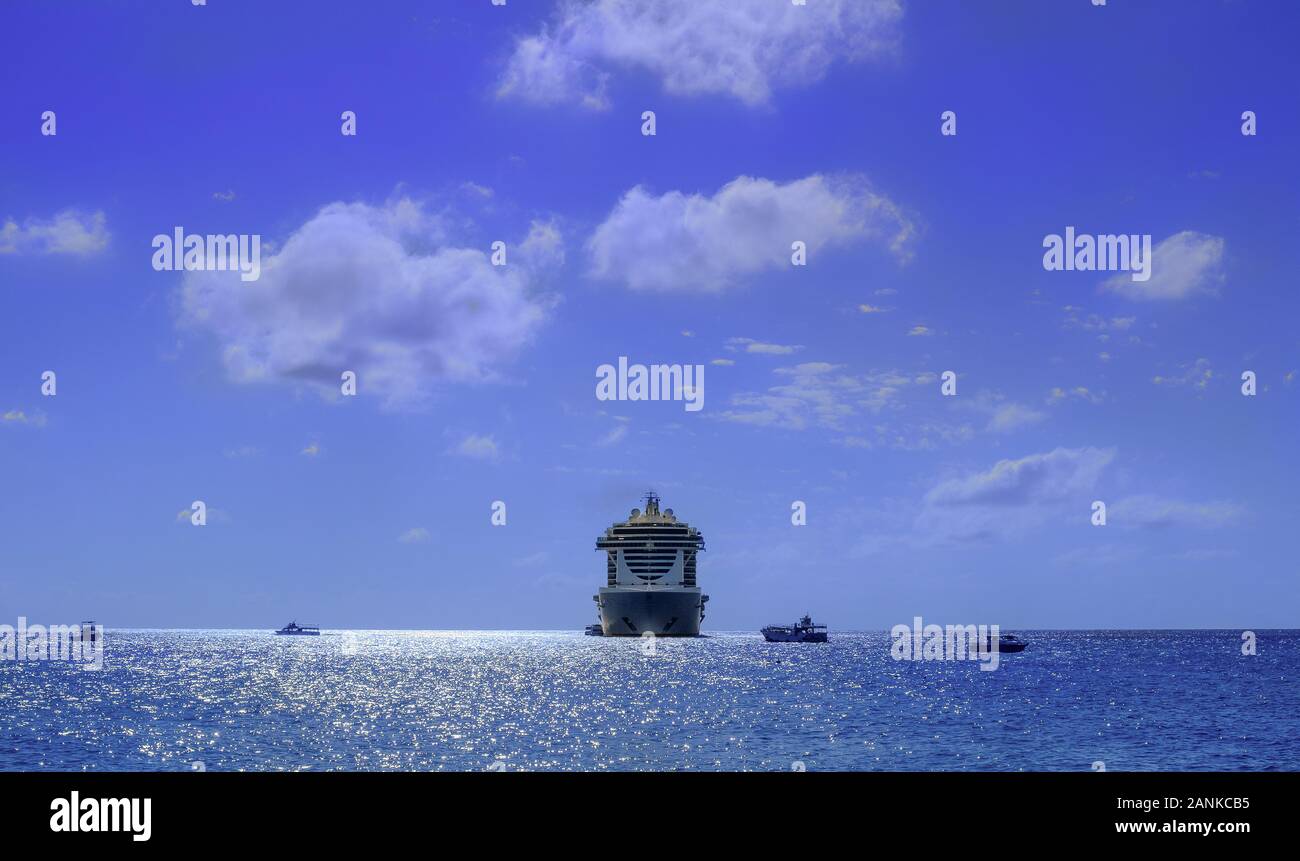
[761,629,828,643]
[597,587,706,637]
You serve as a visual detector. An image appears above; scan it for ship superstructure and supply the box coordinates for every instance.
[592,492,708,636]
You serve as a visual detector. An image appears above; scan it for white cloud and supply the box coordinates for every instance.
[906,325,931,337]
[497,0,903,109]
[986,402,1046,433]
[451,433,500,461]
[726,337,804,355]
[398,527,430,544]
[1153,358,1214,390]
[597,424,628,446]
[517,218,566,268]
[1108,495,1243,529]
[2,408,47,428]
[588,174,914,292]
[857,303,889,314]
[1047,386,1105,405]
[918,447,1115,541]
[177,198,552,407]
[223,445,261,458]
[0,209,108,255]
[300,442,321,457]
[1102,231,1225,300]
[925,447,1115,509]
[717,363,970,449]
[710,358,735,366]
[717,362,859,431]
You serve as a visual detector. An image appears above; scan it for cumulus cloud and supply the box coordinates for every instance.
[177,198,553,407]
[497,0,903,109]
[0,209,108,255]
[1102,231,1225,300]
[587,174,914,292]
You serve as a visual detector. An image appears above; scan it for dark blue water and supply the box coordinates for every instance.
[1,630,1296,771]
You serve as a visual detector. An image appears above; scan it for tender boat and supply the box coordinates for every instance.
[274,621,320,636]
[992,633,1027,653]
[584,623,605,636]
[761,614,828,643]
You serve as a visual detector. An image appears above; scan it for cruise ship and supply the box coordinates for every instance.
[593,492,708,636]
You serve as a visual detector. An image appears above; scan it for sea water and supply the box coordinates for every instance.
[1,629,1296,771]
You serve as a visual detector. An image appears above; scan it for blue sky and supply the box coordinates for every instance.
[2,0,1298,630]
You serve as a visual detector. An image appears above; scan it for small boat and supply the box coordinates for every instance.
[274,621,320,636]
[584,623,605,636]
[993,633,1027,653]
[761,614,828,643]
[977,632,1028,653]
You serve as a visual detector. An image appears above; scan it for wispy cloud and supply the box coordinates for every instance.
[1108,495,1243,529]
[917,446,1115,541]
[1047,386,1106,406]
[1152,358,1214,390]
[716,362,971,449]
[726,337,804,355]
[451,433,500,461]
[2,408,47,428]
[597,424,628,446]
[398,527,430,544]
[985,402,1046,433]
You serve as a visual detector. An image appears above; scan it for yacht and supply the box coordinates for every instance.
[592,492,708,636]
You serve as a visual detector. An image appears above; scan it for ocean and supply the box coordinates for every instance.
[2,629,1296,771]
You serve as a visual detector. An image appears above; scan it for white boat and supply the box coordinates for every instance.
[593,492,708,636]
